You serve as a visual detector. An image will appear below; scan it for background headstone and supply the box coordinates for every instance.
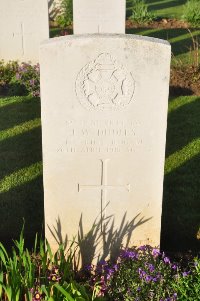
[0,0,49,63]
[73,0,126,34]
[40,34,171,262]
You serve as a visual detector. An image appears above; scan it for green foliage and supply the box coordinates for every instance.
[0,230,93,301]
[0,61,18,94]
[56,0,73,28]
[0,61,40,97]
[172,257,200,300]
[0,231,200,300]
[15,62,40,97]
[182,0,200,27]
[86,247,200,301]
[129,0,155,24]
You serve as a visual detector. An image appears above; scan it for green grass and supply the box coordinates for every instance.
[0,96,43,248]
[127,0,187,20]
[0,95,199,252]
[162,95,200,252]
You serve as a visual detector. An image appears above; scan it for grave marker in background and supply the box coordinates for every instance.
[0,0,49,63]
[73,0,126,34]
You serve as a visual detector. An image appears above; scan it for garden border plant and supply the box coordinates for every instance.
[56,0,73,29]
[0,229,199,301]
[182,0,200,27]
[129,0,156,25]
[0,60,40,97]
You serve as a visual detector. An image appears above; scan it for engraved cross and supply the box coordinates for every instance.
[78,159,130,232]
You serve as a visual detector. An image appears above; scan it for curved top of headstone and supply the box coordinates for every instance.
[41,33,170,47]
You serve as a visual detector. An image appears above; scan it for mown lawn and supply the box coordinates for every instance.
[127,0,187,20]
[0,96,43,248]
[0,94,199,252]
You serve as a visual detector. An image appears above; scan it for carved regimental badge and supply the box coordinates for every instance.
[75,53,135,110]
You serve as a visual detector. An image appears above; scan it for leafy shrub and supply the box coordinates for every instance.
[0,61,40,97]
[0,232,96,301]
[182,0,200,27]
[86,246,200,301]
[129,0,155,24]
[15,62,40,97]
[56,0,73,28]
[0,60,18,94]
[0,232,199,301]
[172,257,200,301]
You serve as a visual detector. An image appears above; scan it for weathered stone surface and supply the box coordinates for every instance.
[40,34,171,262]
[73,0,125,34]
[0,0,49,63]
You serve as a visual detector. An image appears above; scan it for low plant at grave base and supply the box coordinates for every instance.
[129,0,155,25]
[0,232,200,301]
[187,29,200,69]
[0,60,40,97]
[56,0,73,29]
[182,0,200,27]
[86,247,200,301]
[0,60,18,90]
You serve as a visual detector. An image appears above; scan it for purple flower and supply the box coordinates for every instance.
[105,267,115,280]
[152,248,161,257]
[148,263,155,272]
[171,264,178,270]
[48,273,61,282]
[182,271,190,277]
[113,264,119,271]
[138,268,146,278]
[138,245,146,251]
[145,275,152,282]
[121,249,137,260]
[85,264,93,271]
[173,293,177,298]
[163,257,170,264]
[98,260,107,266]
[47,266,62,282]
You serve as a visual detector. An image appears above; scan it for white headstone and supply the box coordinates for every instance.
[0,0,49,63]
[73,0,126,34]
[40,34,171,261]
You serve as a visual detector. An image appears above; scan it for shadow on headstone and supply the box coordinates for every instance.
[48,209,152,268]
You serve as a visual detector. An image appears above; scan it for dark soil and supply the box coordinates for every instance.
[170,65,200,96]
[126,18,190,29]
